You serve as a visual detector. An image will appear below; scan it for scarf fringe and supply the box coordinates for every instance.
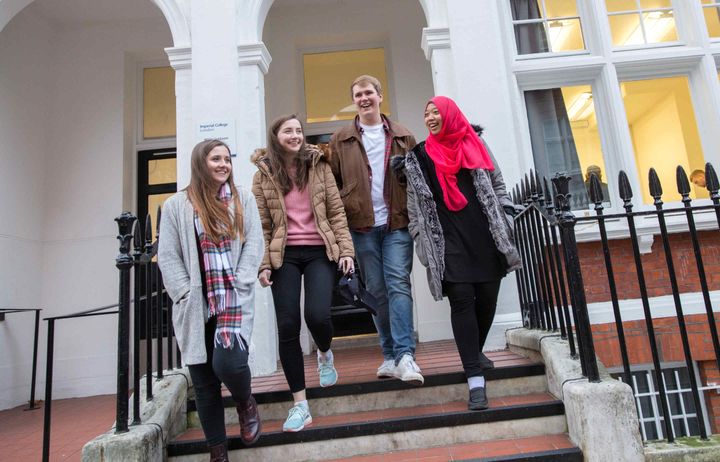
[214,329,246,350]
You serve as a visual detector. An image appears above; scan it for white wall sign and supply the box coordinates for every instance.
[197,120,237,156]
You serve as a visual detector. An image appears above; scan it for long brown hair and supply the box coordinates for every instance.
[265,114,311,195]
[185,139,244,243]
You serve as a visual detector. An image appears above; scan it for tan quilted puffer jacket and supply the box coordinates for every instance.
[251,144,354,271]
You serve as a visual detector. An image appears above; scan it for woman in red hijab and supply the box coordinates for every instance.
[395,96,521,410]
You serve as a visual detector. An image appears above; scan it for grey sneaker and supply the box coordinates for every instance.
[282,403,312,432]
[376,359,396,378]
[393,354,424,386]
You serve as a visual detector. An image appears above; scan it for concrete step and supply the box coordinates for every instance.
[323,434,582,461]
[168,392,567,461]
[187,360,548,426]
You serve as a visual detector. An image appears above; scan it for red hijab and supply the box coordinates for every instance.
[424,96,494,211]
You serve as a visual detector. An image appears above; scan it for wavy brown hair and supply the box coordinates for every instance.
[185,139,244,243]
[265,114,311,195]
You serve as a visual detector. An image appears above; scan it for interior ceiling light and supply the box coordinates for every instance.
[567,92,594,121]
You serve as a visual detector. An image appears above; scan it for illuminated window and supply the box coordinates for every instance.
[510,0,585,55]
[524,85,607,210]
[606,0,677,47]
[702,1,720,38]
[302,48,393,124]
[621,77,707,203]
[143,67,176,139]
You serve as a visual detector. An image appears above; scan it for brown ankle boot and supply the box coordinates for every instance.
[237,395,261,445]
[208,441,229,462]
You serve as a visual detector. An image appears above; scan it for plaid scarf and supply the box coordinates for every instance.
[194,182,244,350]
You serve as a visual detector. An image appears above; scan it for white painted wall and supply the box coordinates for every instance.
[0,8,51,411]
[0,3,172,409]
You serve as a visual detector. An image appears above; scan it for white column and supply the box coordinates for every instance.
[166,46,192,188]
[235,41,278,375]
[421,27,457,99]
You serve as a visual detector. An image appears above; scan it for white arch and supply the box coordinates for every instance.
[0,0,33,33]
[150,0,191,47]
[245,0,447,43]
[1,0,189,47]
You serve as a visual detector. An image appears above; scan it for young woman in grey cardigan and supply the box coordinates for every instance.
[158,139,264,462]
[395,96,521,412]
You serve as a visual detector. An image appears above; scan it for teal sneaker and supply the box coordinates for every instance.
[317,354,338,388]
[282,403,312,432]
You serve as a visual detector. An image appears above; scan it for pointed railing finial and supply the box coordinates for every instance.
[706,163,719,198]
[156,206,162,239]
[618,171,633,211]
[676,165,691,203]
[551,172,572,215]
[588,173,604,205]
[648,168,663,206]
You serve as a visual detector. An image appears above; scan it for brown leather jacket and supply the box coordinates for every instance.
[328,116,416,231]
[251,145,354,271]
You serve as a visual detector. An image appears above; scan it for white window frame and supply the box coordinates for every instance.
[604,0,681,50]
[700,1,720,43]
[500,1,720,242]
[136,60,177,151]
[613,363,716,441]
[510,0,590,59]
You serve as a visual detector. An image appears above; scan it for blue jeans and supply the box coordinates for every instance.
[351,227,415,362]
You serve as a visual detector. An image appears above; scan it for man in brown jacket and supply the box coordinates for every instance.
[328,75,423,385]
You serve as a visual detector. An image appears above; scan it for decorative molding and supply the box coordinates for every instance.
[237,42,272,74]
[613,47,705,80]
[421,27,450,61]
[165,46,191,71]
[514,57,605,89]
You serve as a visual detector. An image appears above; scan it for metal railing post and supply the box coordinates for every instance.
[41,319,55,462]
[552,173,600,382]
[115,212,136,434]
[27,309,40,410]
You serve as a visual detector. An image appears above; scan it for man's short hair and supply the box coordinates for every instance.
[350,75,382,98]
[690,169,705,181]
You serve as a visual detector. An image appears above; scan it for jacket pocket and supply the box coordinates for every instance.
[340,180,357,199]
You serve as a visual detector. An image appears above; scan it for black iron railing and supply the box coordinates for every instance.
[0,308,42,411]
[41,209,177,462]
[513,163,720,443]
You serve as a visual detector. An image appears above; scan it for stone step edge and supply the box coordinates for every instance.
[463,447,583,462]
[187,362,546,412]
[168,398,564,457]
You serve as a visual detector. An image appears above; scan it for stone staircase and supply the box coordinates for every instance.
[167,341,582,461]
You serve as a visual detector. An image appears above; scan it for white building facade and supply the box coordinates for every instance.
[2,0,719,410]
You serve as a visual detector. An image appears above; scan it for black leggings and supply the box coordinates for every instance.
[187,317,252,447]
[445,280,501,379]
[271,245,336,393]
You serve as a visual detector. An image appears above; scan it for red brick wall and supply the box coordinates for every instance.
[575,231,720,304]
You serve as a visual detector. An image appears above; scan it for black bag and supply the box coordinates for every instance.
[335,270,378,316]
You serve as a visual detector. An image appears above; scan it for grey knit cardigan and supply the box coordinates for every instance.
[157,187,264,366]
[398,138,521,301]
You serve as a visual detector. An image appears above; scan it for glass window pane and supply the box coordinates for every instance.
[704,6,720,38]
[606,0,639,13]
[636,372,650,393]
[644,421,659,440]
[514,23,551,54]
[303,48,393,124]
[609,13,643,46]
[642,11,677,43]
[143,67,176,139]
[511,0,545,20]
[148,158,177,185]
[524,85,606,210]
[621,77,706,203]
[149,193,174,239]
[640,0,672,8]
[545,0,578,17]
[548,18,585,52]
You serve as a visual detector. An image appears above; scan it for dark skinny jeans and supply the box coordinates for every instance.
[271,245,336,393]
[187,316,252,447]
[445,280,501,379]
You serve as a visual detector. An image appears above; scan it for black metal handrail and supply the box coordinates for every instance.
[0,308,42,411]
[513,162,720,443]
[41,208,176,462]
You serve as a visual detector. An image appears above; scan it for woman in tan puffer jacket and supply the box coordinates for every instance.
[251,114,354,433]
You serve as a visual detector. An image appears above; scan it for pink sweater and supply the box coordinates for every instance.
[285,184,324,246]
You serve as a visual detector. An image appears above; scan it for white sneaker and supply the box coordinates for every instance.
[376,359,396,378]
[393,354,424,386]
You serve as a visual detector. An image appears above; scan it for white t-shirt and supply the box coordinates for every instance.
[360,122,388,227]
